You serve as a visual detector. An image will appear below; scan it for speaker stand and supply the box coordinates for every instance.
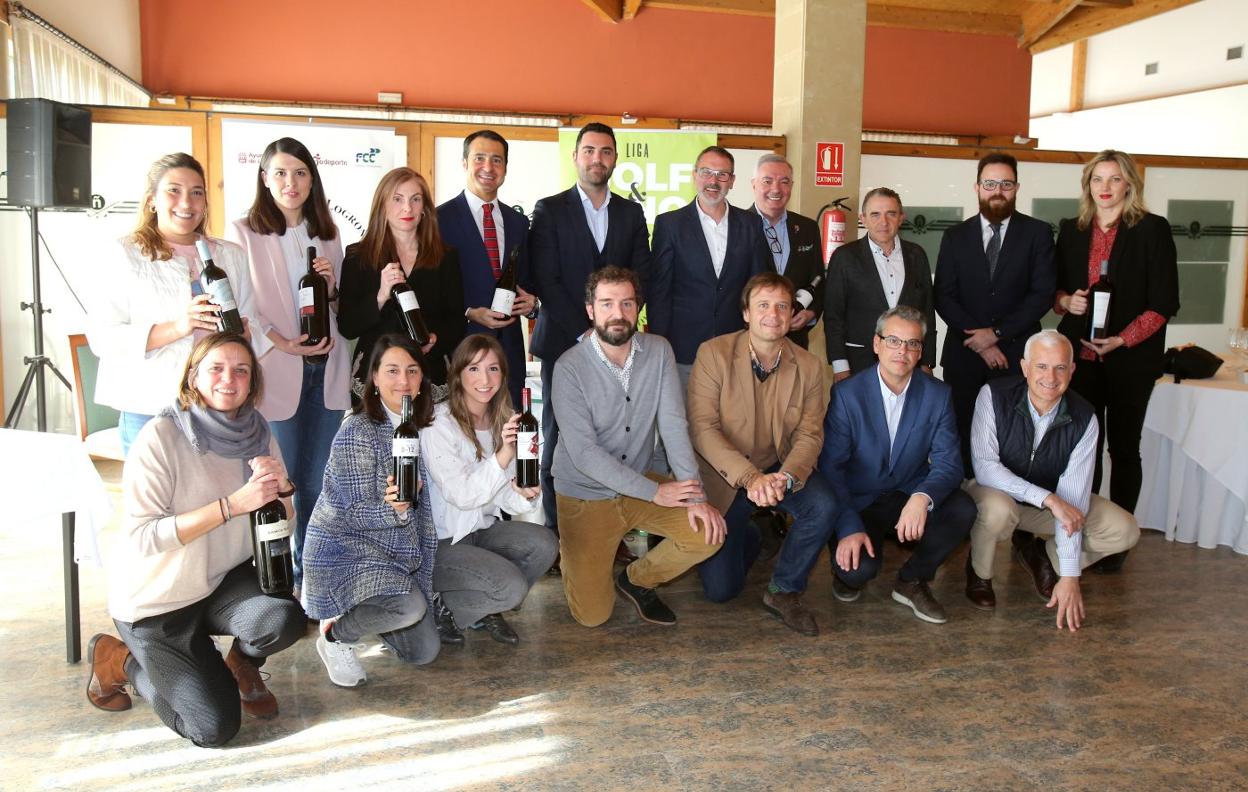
[4,207,71,431]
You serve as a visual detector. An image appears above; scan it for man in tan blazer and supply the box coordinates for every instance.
[687,272,840,636]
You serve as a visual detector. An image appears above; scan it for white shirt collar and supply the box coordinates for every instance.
[867,234,901,257]
[876,367,914,401]
[695,198,729,228]
[464,189,494,215]
[980,214,1012,233]
[576,184,610,211]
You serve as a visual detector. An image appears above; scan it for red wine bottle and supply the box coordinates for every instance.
[391,282,431,347]
[490,249,519,316]
[1088,259,1113,340]
[250,498,294,596]
[299,245,329,363]
[516,387,539,488]
[195,239,245,334]
[393,394,420,504]
[793,272,824,314]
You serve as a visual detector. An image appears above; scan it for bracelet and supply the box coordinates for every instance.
[278,481,297,498]
[222,496,233,522]
[218,497,227,523]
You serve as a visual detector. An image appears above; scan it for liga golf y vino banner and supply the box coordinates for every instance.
[220,119,400,246]
[557,128,716,231]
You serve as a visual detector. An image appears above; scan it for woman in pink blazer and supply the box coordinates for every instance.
[228,137,351,588]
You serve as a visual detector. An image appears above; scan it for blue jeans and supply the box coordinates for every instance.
[434,520,559,629]
[699,469,840,602]
[119,411,156,456]
[269,359,344,585]
[331,588,439,665]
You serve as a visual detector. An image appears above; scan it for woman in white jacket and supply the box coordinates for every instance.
[421,335,558,645]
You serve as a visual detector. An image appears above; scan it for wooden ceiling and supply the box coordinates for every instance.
[580,0,1202,52]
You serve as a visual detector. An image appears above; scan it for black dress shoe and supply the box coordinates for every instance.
[831,575,861,603]
[615,569,676,625]
[432,593,464,646]
[1089,550,1129,574]
[546,554,562,577]
[470,613,519,645]
[964,554,996,610]
[1013,537,1058,601]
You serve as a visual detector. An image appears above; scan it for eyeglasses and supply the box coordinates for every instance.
[696,167,734,182]
[979,179,1018,192]
[878,334,923,351]
[763,224,782,255]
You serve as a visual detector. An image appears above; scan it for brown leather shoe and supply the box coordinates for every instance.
[892,579,948,624]
[1013,537,1058,601]
[762,590,819,636]
[964,554,996,610]
[86,633,132,712]
[225,639,278,720]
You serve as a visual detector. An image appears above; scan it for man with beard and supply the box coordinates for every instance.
[647,146,773,387]
[934,153,1056,475]
[749,154,824,349]
[687,273,837,635]
[529,122,651,540]
[551,266,726,627]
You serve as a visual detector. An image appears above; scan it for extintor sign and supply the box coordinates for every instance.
[814,142,844,187]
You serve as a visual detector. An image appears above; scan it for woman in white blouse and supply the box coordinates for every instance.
[421,335,557,645]
[87,152,263,454]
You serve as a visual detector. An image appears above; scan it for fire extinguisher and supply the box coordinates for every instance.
[816,197,852,266]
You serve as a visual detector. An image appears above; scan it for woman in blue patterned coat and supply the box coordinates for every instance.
[301,333,439,687]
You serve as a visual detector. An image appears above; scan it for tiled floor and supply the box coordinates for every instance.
[4,467,1246,790]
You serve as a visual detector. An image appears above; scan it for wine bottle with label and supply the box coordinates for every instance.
[793,272,824,314]
[393,394,420,504]
[250,498,294,596]
[299,245,329,363]
[516,387,540,488]
[391,282,431,347]
[195,239,245,334]
[490,249,519,316]
[1088,259,1113,340]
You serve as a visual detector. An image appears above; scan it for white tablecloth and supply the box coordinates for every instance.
[1135,365,1248,554]
[0,428,113,565]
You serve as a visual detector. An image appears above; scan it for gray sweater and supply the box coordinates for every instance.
[551,334,701,501]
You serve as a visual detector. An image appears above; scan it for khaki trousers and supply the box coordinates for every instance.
[557,485,720,627]
[964,482,1140,580]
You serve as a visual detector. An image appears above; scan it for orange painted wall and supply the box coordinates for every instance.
[139,0,1030,136]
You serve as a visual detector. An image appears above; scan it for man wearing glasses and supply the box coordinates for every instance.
[749,154,824,349]
[934,153,1056,476]
[819,306,976,624]
[647,146,773,387]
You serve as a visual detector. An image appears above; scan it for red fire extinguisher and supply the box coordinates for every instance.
[816,197,852,266]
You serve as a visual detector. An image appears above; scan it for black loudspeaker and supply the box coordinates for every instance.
[5,98,92,208]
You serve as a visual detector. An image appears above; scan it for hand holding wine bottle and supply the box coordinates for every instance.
[177,292,224,337]
[298,245,331,363]
[195,240,245,334]
[384,476,410,516]
[228,455,289,514]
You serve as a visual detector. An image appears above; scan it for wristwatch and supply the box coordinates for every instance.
[782,471,796,492]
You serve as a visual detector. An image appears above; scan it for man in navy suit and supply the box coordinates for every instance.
[437,130,535,406]
[647,145,773,386]
[819,305,977,624]
[934,153,1056,475]
[529,122,651,536]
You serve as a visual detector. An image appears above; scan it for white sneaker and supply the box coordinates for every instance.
[316,630,366,688]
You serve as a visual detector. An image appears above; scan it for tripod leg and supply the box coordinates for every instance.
[3,363,39,429]
[47,359,73,391]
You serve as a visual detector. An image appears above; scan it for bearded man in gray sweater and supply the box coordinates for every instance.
[552,266,725,627]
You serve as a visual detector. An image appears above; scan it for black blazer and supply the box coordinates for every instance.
[337,243,465,385]
[1055,213,1179,378]
[934,211,1056,369]
[528,186,651,362]
[824,236,936,369]
[750,206,825,349]
[647,201,774,365]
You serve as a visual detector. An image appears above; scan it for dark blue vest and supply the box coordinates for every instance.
[988,377,1094,494]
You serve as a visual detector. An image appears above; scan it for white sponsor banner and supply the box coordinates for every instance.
[220,119,397,246]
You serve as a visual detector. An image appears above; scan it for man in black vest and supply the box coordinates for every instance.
[963,330,1139,630]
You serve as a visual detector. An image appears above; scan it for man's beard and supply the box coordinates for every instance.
[979,193,1016,224]
[595,319,636,346]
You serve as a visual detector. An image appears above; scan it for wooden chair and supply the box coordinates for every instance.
[67,333,124,461]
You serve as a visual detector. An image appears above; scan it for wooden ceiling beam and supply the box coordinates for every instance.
[1019,0,1082,49]
[643,0,774,17]
[623,0,644,19]
[1029,0,1203,52]
[581,0,622,23]
[867,4,1020,37]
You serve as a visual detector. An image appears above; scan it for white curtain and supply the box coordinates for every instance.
[9,15,148,106]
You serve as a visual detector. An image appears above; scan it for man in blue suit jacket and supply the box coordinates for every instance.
[529,122,651,536]
[934,152,1056,474]
[646,146,773,385]
[437,130,535,407]
[819,306,977,624]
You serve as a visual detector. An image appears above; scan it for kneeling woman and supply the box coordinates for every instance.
[422,335,558,645]
[302,334,440,686]
[86,332,303,748]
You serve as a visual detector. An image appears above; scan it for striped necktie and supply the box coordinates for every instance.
[482,202,502,279]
